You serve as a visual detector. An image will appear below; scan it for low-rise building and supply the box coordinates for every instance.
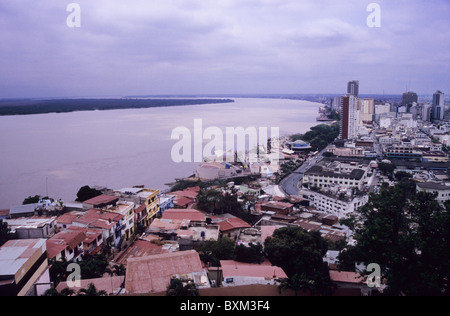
[216,217,251,240]
[260,201,294,215]
[300,188,369,219]
[302,160,369,191]
[46,230,86,262]
[125,250,210,295]
[0,239,51,296]
[220,260,287,287]
[416,182,450,204]
[161,209,206,226]
[82,194,119,209]
[4,216,56,239]
[195,162,242,180]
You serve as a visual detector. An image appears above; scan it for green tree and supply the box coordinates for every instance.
[234,243,264,264]
[78,254,109,279]
[106,263,126,277]
[22,195,41,205]
[0,219,16,247]
[166,278,199,296]
[75,185,102,202]
[264,226,332,295]
[377,162,395,179]
[42,287,75,297]
[196,189,223,214]
[48,258,70,286]
[340,179,450,296]
[196,237,235,267]
[76,283,108,296]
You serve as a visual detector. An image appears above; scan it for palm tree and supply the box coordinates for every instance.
[42,287,75,296]
[106,263,126,276]
[278,274,315,296]
[166,278,199,296]
[76,283,108,296]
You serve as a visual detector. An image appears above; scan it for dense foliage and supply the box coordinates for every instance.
[340,179,450,296]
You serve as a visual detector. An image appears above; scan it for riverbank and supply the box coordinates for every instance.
[0,98,235,116]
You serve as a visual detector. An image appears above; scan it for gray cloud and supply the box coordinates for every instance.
[0,0,449,97]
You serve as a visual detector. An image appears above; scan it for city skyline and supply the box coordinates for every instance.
[0,0,449,98]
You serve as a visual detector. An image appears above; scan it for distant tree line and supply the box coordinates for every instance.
[0,98,235,116]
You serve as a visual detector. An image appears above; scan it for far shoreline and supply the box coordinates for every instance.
[0,98,236,117]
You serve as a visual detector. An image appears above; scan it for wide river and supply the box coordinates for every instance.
[0,98,321,209]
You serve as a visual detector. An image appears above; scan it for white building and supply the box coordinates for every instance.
[302,160,369,191]
[300,188,369,219]
[416,182,450,204]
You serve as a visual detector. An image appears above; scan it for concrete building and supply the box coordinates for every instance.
[402,91,418,107]
[46,230,86,262]
[340,95,359,140]
[5,217,56,239]
[302,160,369,191]
[300,189,369,219]
[347,80,359,97]
[195,161,242,180]
[416,182,450,204]
[0,239,51,296]
[125,250,210,294]
[220,260,287,287]
[431,90,445,122]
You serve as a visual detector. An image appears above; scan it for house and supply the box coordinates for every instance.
[158,194,175,215]
[216,217,251,240]
[0,239,51,296]
[125,250,210,294]
[161,209,206,225]
[105,201,135,241]
[9,204,38,218]
[113,188,160,227]
[195,162,242,180]
[4,216,57,239]
[220,260,288,287]
[69,209,125,248]
[46,230,86,262]
[112,239,168,267]
[260,201,294,215]
[62,226,104,256]
[82,194,119,209]
[148,218,190,240]
[329,270,369,295]
[169,187,200,209]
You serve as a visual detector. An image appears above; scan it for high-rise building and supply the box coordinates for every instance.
[431,90,445,121]
[402,91,418,106]
[347,80,359,97]
[340,95,359,140]
[359,98,375,124]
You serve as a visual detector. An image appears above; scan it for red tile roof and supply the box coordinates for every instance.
[161,209,205,222]
[329,271,364,284]
[125,250,204,294]
[217,217,251,232]
[114,240,168,266]
[83,194,118,206]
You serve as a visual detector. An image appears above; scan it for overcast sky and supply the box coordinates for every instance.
[1,0,449,98]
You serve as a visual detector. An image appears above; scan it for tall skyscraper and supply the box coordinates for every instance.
[340,95,359,140]
[347,80,359,97]
[402,91,418,106]
[431,90,445,121]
